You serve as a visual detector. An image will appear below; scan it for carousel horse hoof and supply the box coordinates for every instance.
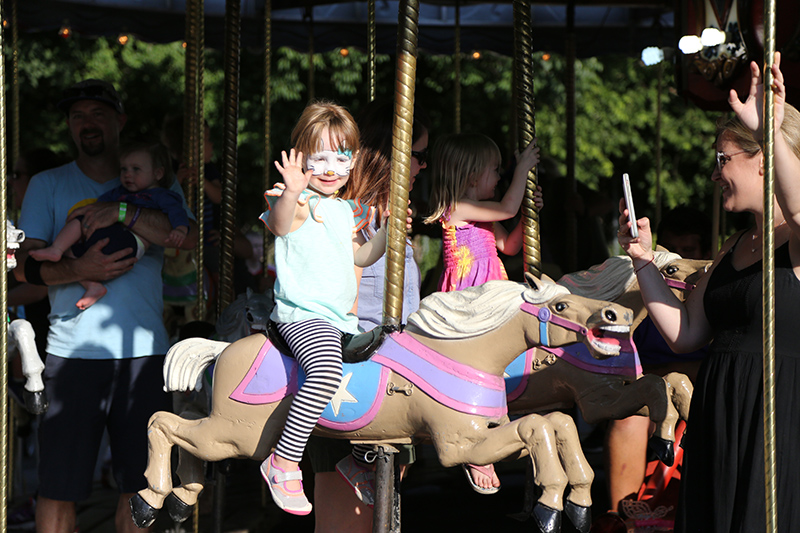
[564,500,591,533]
[129,494,159,528]
[533,503,562,533]
[23,389,48,415]
[647,436,675,466]
[165,492,193,523]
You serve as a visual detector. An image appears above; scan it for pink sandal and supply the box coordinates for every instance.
[260,453,313,515]
[462,463,501,495]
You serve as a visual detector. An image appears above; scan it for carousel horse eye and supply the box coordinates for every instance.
[554,302,567,312]
[604,309,618,322]
[665,265,678,275]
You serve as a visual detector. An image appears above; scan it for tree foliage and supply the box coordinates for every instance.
[12,32,728,233]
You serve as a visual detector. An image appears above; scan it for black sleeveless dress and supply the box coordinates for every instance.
[675,237,800,532]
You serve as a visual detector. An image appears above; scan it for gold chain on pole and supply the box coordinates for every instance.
[454,1,461,134]
[368,0,376,102]
[217,0,241,314]
[262,0,273,278]
[0,0,9,527]
[761,0,777,530]
[382,0,419,326]
[513,0,541,277]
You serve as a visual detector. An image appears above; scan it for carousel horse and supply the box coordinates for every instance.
[506,252,710,466]
[131,275,634,533]
[6,221,47,415]
[214,287,274,342]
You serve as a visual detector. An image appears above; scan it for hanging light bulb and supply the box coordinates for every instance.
[59,23,72,39]
[678,35,703,54]
[700,27,726,47]
[339,47,349,57]
[182,41,188,49]
[542,53,551,61]
[118,34,130,46]
[641,47,665,66]
[471,51,481,60]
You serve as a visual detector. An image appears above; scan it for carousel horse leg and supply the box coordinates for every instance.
[372,444,401,533]
[545,412,593,533]
[9,320,48,415]
[647,373,693,466]
[663,372,693,421]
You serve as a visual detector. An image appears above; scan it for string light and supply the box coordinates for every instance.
[339,48,349,57]
[182,41,188,49]
[118,34,130,46]
[471,51,481,60]
[542,53,551,61]
[59,23,72,39]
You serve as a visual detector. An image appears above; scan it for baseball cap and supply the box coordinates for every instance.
[57,79,125,114]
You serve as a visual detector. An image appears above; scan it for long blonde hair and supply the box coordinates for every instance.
[716,102,800,160]
[291,100,360,173]
[424,133,501,224]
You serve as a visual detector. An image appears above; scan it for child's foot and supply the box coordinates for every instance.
[335,454,376,506]
[29,247,63,262]
[260,453,312,515]
[463,463,501,495]
[76,283,107,310]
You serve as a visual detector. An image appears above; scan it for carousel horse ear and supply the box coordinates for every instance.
[655,244,668,252]
[540,272,556,284]
[524,272,541,291]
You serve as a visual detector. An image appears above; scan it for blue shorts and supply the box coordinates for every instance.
[37,355,172,501]
[70,217,140,261]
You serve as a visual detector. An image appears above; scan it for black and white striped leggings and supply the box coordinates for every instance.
[275,319,343,463]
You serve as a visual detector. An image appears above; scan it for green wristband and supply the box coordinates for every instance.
[118,202,128,223]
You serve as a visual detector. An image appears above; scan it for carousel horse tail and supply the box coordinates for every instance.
[164,338,231,392]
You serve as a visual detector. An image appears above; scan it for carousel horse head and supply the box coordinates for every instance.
[215,288,274,342]
[7,220,24,271]
[407,274,633,361]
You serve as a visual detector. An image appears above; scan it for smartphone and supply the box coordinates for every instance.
[622,173,638,238]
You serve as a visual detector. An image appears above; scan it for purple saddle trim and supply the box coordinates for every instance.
[540,338,641,378]
[230,337,298,404]
[372,333,507,419]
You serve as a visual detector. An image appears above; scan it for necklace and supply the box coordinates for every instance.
[751,220,787,253]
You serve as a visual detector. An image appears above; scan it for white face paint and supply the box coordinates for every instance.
[306,149,352,178]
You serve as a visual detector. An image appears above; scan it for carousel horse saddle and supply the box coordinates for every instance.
[266,320,398,363]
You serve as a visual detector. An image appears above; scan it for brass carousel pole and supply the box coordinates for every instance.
[761,0,777,530]
[382,0,418,327]
[513,0,541,277]
[565,0,576,272]
[306,8,314,102]
[368,0,376,102]
[8,0,18,502]
[454,1,461,133]
[184,0,199,213]
[262,0,273,285]
[0,0,9,528]
[217,0,241,315]
[195,0,206,320]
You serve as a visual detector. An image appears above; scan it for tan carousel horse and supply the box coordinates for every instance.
[506,251,710,465]
[130,274,634,533]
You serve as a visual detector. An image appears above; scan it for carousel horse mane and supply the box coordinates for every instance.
[407,278,569,339]
[556,251,681,301]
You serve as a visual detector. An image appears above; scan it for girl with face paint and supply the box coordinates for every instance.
[257,101,389,516]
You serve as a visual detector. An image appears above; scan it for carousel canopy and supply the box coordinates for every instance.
[20,0,675,57]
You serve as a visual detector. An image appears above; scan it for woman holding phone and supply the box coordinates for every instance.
[618,53,800,532]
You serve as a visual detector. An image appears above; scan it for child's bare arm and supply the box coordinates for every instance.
[496,219,524,256]
[165,226,189,247]
[268,149,311,236]
[453,141,540,224]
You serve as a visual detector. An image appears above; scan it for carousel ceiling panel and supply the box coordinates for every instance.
[19,0,675,56]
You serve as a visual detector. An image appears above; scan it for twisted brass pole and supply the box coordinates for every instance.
[10,0,18,179]
[513,0,541,277]
[761,0,777,530]
[184,0,199,211]
[262,0,273,276]
[454,1,461,134]
[194,0,207,320]
[0,1,9,528]
[368,0,376,102]
[218,0,241,313]
[307,9,314,102]
[565,1,576,272]
[382,0,419,326]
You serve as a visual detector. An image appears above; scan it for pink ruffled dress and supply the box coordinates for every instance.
[437,209,507,292]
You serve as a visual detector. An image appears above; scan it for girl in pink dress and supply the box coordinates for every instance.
[425,133,541,292]
[424,132,541,493]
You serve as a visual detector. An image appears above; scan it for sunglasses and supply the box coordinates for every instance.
[716,150,748,170]
[411,149,428,166]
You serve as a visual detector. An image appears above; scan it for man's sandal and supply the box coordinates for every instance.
[260,453,313,515]
[336,455,376,507]
[462,463,501,495]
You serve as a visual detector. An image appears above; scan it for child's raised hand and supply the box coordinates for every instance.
[274,149,312,195]
[515,139,541,173]
[533,185,544,212]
